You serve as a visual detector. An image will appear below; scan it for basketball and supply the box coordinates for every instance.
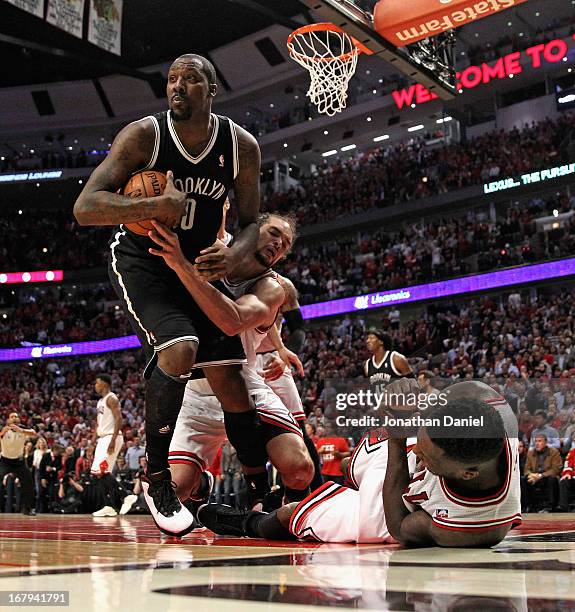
[122,170,167,236]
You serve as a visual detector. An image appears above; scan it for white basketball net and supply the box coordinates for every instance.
[287,26,359,117]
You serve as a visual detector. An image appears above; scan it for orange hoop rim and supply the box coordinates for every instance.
[287,22,373,62]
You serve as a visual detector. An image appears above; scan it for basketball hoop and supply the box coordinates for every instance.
[287,23,371,116]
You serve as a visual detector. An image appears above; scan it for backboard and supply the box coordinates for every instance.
[298,0,458,99]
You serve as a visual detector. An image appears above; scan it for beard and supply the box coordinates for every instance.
[254,250,271,268]
[170,104,193,121]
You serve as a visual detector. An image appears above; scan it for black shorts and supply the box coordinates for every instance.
[108,226,245,376]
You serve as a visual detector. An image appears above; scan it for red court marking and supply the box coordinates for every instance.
[511,518,575,536]
[0,516,326,547]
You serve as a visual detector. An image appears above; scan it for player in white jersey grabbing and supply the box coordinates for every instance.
[148,213,314,511]
[91,374,136,516]
[200,380,521,547]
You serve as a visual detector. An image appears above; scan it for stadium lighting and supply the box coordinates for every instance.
[340,144,357,152]
[322,150,337,157]
[436,116,452,124]
[373,135,389,142]
[408,124,424,132]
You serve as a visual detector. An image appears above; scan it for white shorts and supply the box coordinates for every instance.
[168,381,302,470]
[256,351,306,422]
[289,436,417,543]
[91,434,123,475]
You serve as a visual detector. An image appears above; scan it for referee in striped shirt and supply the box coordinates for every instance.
[0,412,37,515]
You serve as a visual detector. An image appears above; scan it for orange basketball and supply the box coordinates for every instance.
[122,170,167,236]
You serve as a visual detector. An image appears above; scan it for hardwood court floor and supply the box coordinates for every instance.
[0,514,574,611]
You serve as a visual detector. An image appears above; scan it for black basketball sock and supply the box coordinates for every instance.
[244,471,271,507]
[245,510,295,540]
[284,486,310,503]
[145,366,187,474]
[301,421,324,490]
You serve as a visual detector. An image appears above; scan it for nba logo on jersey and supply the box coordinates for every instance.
[219,154,225,167]
[435,508,449,519]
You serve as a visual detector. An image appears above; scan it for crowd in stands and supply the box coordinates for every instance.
[0,284,132,348]
[0,147,107,173]
[0,212,109,272]
[263,112,575,225]
[280,192,574,303]
[465,13,575,66]
[0,350,147,514]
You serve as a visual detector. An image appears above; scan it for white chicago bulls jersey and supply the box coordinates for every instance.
[96,392,118,437]
[403,435,521,532]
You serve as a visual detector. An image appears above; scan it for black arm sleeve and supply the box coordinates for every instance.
[284,308,305,354]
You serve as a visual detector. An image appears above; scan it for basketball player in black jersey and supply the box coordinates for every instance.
[364,329,412,394]
[74,54,264,536]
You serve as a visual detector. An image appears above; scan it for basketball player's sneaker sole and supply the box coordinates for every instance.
[141,470,195,537]
[119,494,138,515]
[93,506,118,517]
[197,503,255,537]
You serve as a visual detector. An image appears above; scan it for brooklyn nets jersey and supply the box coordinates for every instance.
[364,351,403,394]
[120,110,239,261]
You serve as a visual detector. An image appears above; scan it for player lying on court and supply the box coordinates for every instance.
[147,213,315,509]
[199,379,522,548]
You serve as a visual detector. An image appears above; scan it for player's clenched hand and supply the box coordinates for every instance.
[378,377,422,438]
[155,170,187,228]
[193,241,238,281]
[148,220,189,271]
[258,356,286,382]
[277,346,304,377]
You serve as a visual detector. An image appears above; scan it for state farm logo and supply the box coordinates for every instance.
[31,347,43,358]
[375,0,529,47]
[354,296,370,310]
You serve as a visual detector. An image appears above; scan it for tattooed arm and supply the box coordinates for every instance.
[73,119,185,227]
[193,125,260,281]
[229,125,260,259]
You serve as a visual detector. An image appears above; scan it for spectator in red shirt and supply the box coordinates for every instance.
[316,423,351,485]
[305,422,319,447]
[558,447,575,512]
